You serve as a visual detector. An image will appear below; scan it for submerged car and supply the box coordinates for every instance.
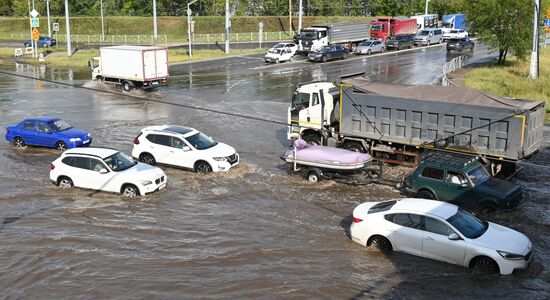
[446,38,475,52]
[308,45,349,63]
[265,48,294,63]
[355,40,385,55]
[350,198,533,275]
[50,147,167,197]
[5,117,92,151]
[132,125,239,173]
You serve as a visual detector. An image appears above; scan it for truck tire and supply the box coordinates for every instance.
[302,133,321,145]
[123,81,133,92]
[343,141,365,153]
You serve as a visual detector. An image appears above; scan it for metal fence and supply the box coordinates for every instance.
[441,55,469,87]
[193,31,292,43]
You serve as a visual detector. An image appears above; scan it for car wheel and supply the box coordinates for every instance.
[343,141,365,153]
[121,184,139,198]
[56,141,67,152]
[123,81,133,92]
[265,59,269,63]
[381,47,385,53]
[289,55,293,62]
[370,236,393,253]
[416,190,435,200]
[471,257,499,274]
[427,40,430,46]
[13,136,26,148]
[342,53,348,60]
[58,176,73,189]
[307,170,321,183]
[439,39,442,44]
[367,49,371,55]
[195,161,212,174]
[43,43,48,48]
[321,55,327,63]
[275,58,280,64]
[301,133,321,145]
[139,153,156,165]
[478,203,497,215]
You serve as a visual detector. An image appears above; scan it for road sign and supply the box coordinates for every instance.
[545,19,550,27]
[30,18,39,27]
[53,23,59,31]
[32,28,39,41]
[30,9,39,18]
[547,8,550,19]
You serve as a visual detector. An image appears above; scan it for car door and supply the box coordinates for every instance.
[384,213,423,256]
[19,120,38,145]
[88,158,117,192]
[172,136,197,169]
[36,121,56,147]
[418,166,446,200]
[146,134,174,165]
[70,157,95,189]
[422,216,466,265]
[374,41,382,52]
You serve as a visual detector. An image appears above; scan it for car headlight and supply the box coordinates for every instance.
[497,250,524,260]
[87,133,91,137]
[139,180,153,186]
[69,138,81,142]
[213,157,227,162]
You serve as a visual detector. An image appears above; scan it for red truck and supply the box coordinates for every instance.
[370,16,418,41]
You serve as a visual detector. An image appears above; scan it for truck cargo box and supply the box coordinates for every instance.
[99,45,168,82]
[338,77,545,160]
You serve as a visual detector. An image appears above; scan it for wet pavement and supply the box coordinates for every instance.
[0,44,548,299]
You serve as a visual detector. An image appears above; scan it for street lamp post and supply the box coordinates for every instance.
[225,0,230,54]
[153,0,158,39]
[100,0,105,41]
[425,0,429,15]
[46,0,51,36]
[27,0,34,58]
[187,0,197,58]
[64,0,71,56]
[529,0,540,79]
[298,0,302,33]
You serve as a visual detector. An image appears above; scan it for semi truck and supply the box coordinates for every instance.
[295,23,370,53]
[442,14,467,32]
[287,75,545,173]
[410,14,439,30]
[370,17,418,42]
[89,45,169,91]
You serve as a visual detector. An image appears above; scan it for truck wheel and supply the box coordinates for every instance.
[343,141,365,153]
[321,56,327,63]
[302,133,321,145]
[416,190,435,200]
[123,81,133,92]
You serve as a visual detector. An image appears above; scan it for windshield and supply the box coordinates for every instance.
[48,119,72,131]
[104,152,136,172]
[446,208,488,239]
[450,30,458,33]
[291,92,310,109]
[273,43,284,48]
[299,31,317,38]
[269,49,282,54]
[360,42,373,47]
[393,36,405,41]
[418,30,429,36]
[185,132,217,150]
[468,166,490,186]
[371,24,381,31]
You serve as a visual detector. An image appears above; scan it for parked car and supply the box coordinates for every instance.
[446,38,475,52]
[308,45,350,63]
[50,147,166,197]
[350,198,533,275]
[131,125,239,173]
[405,152,522,213]
[443,29,468,40]
[269,42,298,55]
[24,36,56,48]
[265,48,294,63]
[355,40,385,55]
[385,34,415,50]
[5,117,92,151]
[413,28,443,46]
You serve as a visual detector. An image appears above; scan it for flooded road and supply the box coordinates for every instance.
[0,44,549,299]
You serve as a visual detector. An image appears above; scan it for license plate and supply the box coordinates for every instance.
[152,81,159,85]
[83,139,90,144]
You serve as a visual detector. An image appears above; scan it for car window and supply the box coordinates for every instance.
[37,122,51,133]
[368,200,396,214]
[385,213,422,229]
[147,134,171,147]
[446,171,467,185]
[171,137,185,149]
[62,156,75,167]
[22,121,35,130]
[90,158,106,172]
[425,217,455,236]
[311,93,319,106]
[74,157,91,170]
[421,167,444,180]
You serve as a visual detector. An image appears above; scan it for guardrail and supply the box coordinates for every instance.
[441,55,468,87]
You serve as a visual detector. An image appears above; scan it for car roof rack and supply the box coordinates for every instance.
[420,151,479,170]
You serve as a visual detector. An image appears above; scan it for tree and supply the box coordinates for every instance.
[464,0,533,64]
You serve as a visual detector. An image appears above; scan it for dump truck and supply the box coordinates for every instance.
[370,17,418,42]
[89,45,169,91]
[287,75,545,174]
[295,23,370,53]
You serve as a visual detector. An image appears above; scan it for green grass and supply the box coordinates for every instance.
[463,47,550,117]
[0,47,266,68]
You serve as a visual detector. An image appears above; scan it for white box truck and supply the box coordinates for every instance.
[89,45,169,91]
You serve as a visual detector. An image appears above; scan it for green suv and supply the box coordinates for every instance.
[406,152,523,213]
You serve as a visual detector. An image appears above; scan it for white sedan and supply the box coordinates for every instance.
[443,29,468,40]
[50,147,167,197]
[350,198,533,275]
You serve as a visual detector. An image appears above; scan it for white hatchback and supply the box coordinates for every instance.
[350,198,533,275]
[50,147,167,197]
[131,125,239,173]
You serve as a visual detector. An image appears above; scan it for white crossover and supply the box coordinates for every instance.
[50,147,167,197]
[265,48,294,63]
[443,29,468,40]
[132,125,239,173]
[268,42,298,55]
[350,198,533,275]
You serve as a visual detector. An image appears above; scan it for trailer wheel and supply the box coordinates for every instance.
[306,169,322,183]
[123,81,134,92]
[343,141,365,153]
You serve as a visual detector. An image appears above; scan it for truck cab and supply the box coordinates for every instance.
[89,57,101,81]
[407,152,524,213]
[369,22,389,41]
[296,27,328,53]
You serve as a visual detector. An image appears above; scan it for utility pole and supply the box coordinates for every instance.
[225,0,230,54]
[64,0,71,56]
[425,0,429,15]
[187,0,197,58]
[100,0,105,41]
[529,0,540,79]
[298,0,302,33]
[289,0,292,34]
[27,0,33,58]
[153,0,158,39]
[32,0,37,58]
[46,0,51,36]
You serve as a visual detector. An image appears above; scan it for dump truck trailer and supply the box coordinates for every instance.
[296,23,370,53]
[287,76,545,172]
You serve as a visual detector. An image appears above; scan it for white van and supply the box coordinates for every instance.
[414,28,444,46]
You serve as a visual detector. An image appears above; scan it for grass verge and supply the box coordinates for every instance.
[0,46,266,68]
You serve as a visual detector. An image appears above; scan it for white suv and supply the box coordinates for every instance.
[50,147,167,197]
[131,125,239,173]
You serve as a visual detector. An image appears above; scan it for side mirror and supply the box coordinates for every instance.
[448,233,461,240]
[182,146,191,151]
[99,168,108,174]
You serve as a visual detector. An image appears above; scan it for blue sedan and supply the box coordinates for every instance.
[24,36,56,48]
[5,117,92,151]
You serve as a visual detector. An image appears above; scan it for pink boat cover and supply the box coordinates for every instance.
[285,139,372,164]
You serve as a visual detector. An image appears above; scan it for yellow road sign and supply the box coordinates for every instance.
[32,28,39,41]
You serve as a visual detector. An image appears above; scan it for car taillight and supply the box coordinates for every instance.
[133,133,142,145]
[50,163,55,170]
[353,217,363,223]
